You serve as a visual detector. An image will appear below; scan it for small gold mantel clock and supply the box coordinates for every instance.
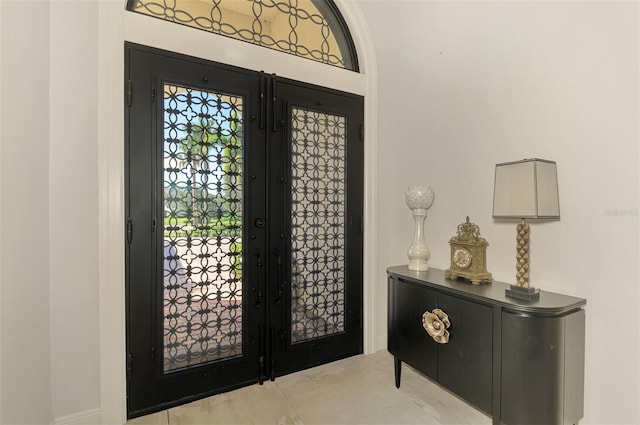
[445,216,492,285]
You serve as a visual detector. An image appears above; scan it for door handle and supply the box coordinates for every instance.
[273,248,284,306]
[271,74,277,132]
[422,309,451,344]
[254,218,265,228]
[254,249,263,309]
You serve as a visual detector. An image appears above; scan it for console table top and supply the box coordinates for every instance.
[387,266,586,316]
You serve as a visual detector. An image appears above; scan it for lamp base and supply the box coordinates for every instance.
[505,285,540,302]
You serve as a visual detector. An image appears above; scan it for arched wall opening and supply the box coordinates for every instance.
[98,2,378,423]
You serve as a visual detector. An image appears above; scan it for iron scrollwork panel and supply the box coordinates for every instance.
[290,107,346,344]
[127,0,356,70]
[162,83,244,372]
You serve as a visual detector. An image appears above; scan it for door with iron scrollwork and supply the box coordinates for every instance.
[125,43,363,418]
[267,80,363,378]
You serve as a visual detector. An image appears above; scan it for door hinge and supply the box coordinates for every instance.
[152,218,156,233]
[127,80,133,107]
[151,347,155,361]
[127,353,133,376]
[151,87,156,103]
[126,218,133,244]
[359,123,364,141]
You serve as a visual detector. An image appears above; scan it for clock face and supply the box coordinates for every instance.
[453,248,472,269]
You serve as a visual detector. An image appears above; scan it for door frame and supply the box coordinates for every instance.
[98,2,379,423]
[124,45,364,416]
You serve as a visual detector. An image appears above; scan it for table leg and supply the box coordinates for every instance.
[394,355,402,388]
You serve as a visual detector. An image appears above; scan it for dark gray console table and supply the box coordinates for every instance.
[387,266,586,425]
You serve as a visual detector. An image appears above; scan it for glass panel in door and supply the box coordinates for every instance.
[290,108,346,343]
[162,83,244,371]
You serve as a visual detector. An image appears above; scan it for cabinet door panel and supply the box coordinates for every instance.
[501,311,565,425]
[393,279,437,380]
[563,310,585,425]
[437,293,493,414]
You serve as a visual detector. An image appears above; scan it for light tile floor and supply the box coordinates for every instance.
[127,350,491,425]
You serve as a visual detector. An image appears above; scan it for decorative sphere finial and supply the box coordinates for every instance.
[406,185,435,271]
[405,186,435,211]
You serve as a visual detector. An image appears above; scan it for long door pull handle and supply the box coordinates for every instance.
[273,248,284,306]
[259,71,266,129]
[255,249,263,308]
[271,74,278,132]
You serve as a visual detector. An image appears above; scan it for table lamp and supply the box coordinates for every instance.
[492,159,560,301]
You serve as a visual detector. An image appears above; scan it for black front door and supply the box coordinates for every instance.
[125,43,363,418]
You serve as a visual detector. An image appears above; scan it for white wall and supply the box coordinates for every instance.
[0,1,53,424]
[359,1,639,424]
[0,1,101,423]
[49,0,100,420]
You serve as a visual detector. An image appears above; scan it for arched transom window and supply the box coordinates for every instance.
[126,0,358,71]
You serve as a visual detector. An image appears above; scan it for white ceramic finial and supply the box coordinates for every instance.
[405,186,435,210]
[405,186,435,271]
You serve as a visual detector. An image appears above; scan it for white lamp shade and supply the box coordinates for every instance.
[493,159,560,219]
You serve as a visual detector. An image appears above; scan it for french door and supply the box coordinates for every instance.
[125,43,363,418]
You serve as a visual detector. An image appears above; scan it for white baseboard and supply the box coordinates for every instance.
[51,408,101,425]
